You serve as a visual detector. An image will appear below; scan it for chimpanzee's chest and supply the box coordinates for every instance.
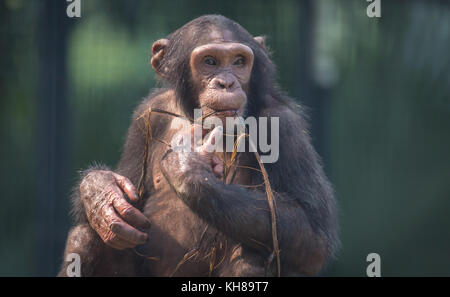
[135,159,254,276]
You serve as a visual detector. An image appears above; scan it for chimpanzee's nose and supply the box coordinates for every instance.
[213,77,235,90]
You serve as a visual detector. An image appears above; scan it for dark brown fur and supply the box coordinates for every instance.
[59,15,338,277]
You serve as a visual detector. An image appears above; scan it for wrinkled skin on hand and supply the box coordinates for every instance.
[80,170,151,249]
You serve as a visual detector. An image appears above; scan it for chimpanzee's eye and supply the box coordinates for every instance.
[204,56,217,66]
[233,56,245,66]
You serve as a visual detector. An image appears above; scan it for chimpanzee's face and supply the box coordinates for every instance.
[189,30,254,122]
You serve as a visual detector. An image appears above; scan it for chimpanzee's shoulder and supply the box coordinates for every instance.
[132,88,177,119]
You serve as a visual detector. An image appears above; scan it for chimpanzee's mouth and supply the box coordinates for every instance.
[200,103,241,119]
[212,109,239,117]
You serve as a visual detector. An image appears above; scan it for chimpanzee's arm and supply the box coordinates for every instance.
[59,163,149,276]
[58,223,140,276]
[161,108,339,275]
[59,95,163,276]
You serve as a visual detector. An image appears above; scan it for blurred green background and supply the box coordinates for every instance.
[0,0,449,276]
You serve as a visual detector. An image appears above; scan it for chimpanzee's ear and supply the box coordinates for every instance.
[151,39,169,77]
[254,36,266,49]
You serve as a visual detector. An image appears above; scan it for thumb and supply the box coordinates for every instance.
[197,126,223,153]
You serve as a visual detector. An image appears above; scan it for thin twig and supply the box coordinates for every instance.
[170,249,199,277]
[236,116,280,277]
[133,248,160,261]
[208,246,217,277]
[137,109,152,200]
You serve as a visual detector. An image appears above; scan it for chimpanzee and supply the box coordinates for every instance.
[59,15,338,277]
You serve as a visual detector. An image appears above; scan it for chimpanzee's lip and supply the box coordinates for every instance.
[212,109,239,117]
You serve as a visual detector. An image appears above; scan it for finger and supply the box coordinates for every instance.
[189,123,209,136]
[198,126,223,153]
[110,220,148,245]
[100,206,147,247]
[105,236,136,250]
[113,197,151,229]
[113,236,138,249]
[212,154,223,166]
[211,154,224,178]
[172,131,191,152]
[190,124,204,148]
[213,163,224,178]
[112,173,139,203]
[205,126,223,145]
[98,215,130,250]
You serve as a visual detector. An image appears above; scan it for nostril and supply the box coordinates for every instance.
[215,80,226,89]
[214,78,235,90]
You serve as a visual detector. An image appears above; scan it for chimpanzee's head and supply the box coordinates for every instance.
[150,15,276,121]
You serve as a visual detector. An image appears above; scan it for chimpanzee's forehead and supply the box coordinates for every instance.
[192,27,253,50]
[206,28,236,43]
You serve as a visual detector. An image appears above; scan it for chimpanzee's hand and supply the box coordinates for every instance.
[161,125,224,193]
[79,170,151,250]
